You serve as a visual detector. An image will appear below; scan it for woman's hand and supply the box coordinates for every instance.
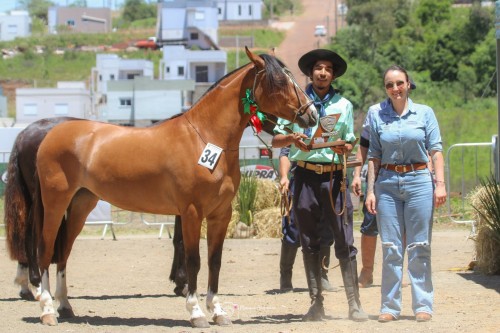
[434,182,447,208]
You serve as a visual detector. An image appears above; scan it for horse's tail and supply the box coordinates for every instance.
[27,168,42,286]
[4,140,30,262]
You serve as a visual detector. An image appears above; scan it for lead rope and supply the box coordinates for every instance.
[329,151,348,216]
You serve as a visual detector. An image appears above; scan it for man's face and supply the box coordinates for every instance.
[310,60,334,92]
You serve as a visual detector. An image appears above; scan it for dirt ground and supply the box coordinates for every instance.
[0,225,499,333]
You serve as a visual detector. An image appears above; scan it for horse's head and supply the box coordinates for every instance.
[244,47,318,129]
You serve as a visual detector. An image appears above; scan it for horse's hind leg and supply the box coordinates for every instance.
[55,190,99,319]
[15,262,35,301]
[205,209,232,326]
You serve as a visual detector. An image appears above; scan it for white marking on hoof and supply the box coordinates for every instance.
[40,290,57,325]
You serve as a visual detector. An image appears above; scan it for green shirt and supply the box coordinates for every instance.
[274,92,355,164]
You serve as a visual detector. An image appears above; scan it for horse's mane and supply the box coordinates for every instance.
[194,53,288,106]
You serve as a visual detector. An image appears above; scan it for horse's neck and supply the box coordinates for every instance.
[185,65,252,149]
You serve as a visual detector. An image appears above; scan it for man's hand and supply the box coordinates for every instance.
[279,176,290,195]
[365,192,377,215]
[351,175,362,196]
[291,132,310,152]
[331,140,352,155]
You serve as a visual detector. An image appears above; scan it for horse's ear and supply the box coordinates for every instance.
[245,46,265,70]
[269,47,276,57]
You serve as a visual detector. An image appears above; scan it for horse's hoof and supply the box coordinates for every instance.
[190,316,210,328]
[19,290,35,301]
[213,314,232,326]
[173,285,185,297]
[41,313,58,326]
[58,307,75,319]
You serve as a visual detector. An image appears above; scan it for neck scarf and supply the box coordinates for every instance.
[304,84,335,137]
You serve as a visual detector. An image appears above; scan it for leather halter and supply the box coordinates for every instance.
[249,66,314,124]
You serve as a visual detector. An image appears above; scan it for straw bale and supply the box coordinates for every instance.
[468,186,500,275]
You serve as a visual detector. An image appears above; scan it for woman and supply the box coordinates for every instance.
[365,65,447,323]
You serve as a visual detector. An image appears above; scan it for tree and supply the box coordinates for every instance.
[122,0,156,23]
[19,0,54,22]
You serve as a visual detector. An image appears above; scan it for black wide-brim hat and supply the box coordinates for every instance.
[298,49,347,78]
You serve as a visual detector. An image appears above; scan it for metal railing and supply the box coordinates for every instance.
[445,140,496,234]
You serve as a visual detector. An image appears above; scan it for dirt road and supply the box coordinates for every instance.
[272,0,341,86]
[1,227,499,333]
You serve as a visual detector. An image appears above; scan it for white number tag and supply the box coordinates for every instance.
[198,143,223,170]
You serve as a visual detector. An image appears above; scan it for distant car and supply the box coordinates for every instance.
[314,25,327,37]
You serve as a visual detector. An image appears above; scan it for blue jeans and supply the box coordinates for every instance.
[375,168,434,317]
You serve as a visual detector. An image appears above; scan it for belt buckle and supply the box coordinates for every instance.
[315,164,323,174]
[394,165,407,173]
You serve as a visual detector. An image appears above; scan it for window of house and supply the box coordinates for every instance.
[218,7,222,15]
[195,66,208,83]
[7,25,18,34]
[166,66,170,73]
[195,11,204,20]
[178,66,184,76]
[99,74,102,81]
[249,5,252,16]
[238,5,242,16]
[119,98,132,106]
[190,32,199,40]
[23,103,37,116]
[54,103,69,115]
[127,73,138,80]
[110,74,115,80]
[67,20,75,26]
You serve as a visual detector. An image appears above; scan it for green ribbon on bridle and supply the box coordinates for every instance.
[242,88,266,133]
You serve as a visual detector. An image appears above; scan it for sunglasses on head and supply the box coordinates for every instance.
[385,80,406,90]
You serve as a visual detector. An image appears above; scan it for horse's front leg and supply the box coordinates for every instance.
[39,269,58,325]
[181,211,209,328]
[169,215,187,297]
[206,210,232,326]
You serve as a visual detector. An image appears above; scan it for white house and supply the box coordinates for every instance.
[161,45,226,103]
[217,0,263,21]
[156,0,220,48]
[101,76,195,125]
[15,81,91,126]
[92,54,154,97]
[0,10,31,41]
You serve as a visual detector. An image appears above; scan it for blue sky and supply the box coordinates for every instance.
[0,0,126,13]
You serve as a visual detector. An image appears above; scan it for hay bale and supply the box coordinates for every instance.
[252,207,282,238]
[254,179,281,210]
[468,186,500,275]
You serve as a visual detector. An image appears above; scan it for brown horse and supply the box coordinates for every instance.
[4,116,279,303]
[28,47,317,327]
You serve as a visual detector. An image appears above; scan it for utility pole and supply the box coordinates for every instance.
[496,1,500,181]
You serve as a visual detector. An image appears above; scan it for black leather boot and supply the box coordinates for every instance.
[320,246,339,292]
[279,241,298,292]
[302,251,324,321]
[340,257,369,322]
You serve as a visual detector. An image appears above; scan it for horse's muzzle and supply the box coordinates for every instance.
[296,102,318,129]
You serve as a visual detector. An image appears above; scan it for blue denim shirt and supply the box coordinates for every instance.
[367,98,442,165]
[361,98,390,141]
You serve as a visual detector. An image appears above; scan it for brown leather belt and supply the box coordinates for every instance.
[382,163,427,173]
[297,160,343,174]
